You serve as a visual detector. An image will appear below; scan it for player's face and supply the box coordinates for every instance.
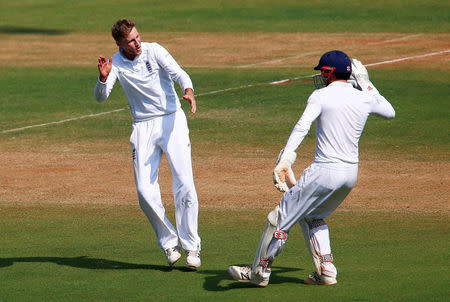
[117,27,142,60]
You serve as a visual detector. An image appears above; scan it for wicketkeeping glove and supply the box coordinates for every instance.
[273,149,297,192]
[351,58,379,94]
[348,73,358,89]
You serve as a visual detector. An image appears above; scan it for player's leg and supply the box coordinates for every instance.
[250,164,336,286]
[300,164,358,285]
[162,110,201,266]
[130,120,180,265]
[229,165,321,286]
[299,218,337,285]
[228,205,281,287]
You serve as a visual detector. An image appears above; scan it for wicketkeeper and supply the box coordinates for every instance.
[227,50,395,286]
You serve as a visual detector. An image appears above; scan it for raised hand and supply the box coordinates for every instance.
[98,56,113,82]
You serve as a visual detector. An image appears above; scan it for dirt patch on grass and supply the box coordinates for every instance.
[1,32,448,69]
[1,148,448,215]
[1,31,448,215]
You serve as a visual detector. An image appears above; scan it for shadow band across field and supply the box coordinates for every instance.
[0,26,70,35]
[0,257,304,290]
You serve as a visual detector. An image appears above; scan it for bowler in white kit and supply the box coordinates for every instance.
[227,50,395,286]
[94,19,201,268]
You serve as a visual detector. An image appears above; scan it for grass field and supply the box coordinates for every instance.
[0,1,449,301]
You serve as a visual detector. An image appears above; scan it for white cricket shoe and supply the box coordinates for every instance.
[165,246,181,266]
[251,269,270,287]
[303,272,337,285]
[227,265,252,283]
[227,265,270,287]
[186,250,201,268]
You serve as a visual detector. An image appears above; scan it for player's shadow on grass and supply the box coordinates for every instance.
[199,265,304,291]
[0,256,194,272]
[0,257,303,290]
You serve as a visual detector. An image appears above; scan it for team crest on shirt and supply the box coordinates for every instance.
[145,61,152,73]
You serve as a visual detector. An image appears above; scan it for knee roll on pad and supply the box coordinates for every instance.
[319,254,334,263]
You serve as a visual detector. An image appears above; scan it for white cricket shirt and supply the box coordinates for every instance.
[94,42,193,122]
[285,81,395,164]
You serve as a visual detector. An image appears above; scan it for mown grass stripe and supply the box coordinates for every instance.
[2,50,448,134]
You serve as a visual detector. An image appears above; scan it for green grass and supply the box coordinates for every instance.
[0,0,449,301]
[1,0,449,33]
[1,67,449,160]
[0,204,448,301]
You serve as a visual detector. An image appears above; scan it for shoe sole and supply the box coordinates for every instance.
[250,279,269,287]
[303,278,337,285]
[186,258,201,268]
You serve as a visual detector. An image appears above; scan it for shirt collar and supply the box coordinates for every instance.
[329,81,352,87]
[118,48,142,62]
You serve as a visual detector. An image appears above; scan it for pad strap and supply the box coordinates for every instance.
[273,230,288,240]
[319,253,334,263]
[307,219,326,229]
[258,259,273,269]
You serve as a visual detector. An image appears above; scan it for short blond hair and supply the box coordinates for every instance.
[111,19,136,42]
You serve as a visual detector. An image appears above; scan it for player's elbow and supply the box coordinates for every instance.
[94,89,108,103]
[380,105,396,120]
[95,96,107,103]
[386,108,396,119]
[94,94,107,103]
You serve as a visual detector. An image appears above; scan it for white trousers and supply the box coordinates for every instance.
[130,110,201,252]
[266,162,358,264]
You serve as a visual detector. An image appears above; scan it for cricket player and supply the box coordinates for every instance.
[227,50,395,286]
[94,19,201,268]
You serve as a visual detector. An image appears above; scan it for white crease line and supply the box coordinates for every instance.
[2,75,314,134]
[237,51,321,68]
[240,34,423,68]
[197,74,314,97]
[365,50,450,67]
[368,34,423,45]
[2,50,449,134]
[269,74,316,85]
[194,83,266,97]
[1,108,126,134]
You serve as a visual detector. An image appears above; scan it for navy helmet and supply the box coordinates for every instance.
[314,50,351,74]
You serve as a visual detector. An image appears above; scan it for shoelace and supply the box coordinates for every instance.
[311,272,321,281]
[186,251,200,257]
[166,247,178,255]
